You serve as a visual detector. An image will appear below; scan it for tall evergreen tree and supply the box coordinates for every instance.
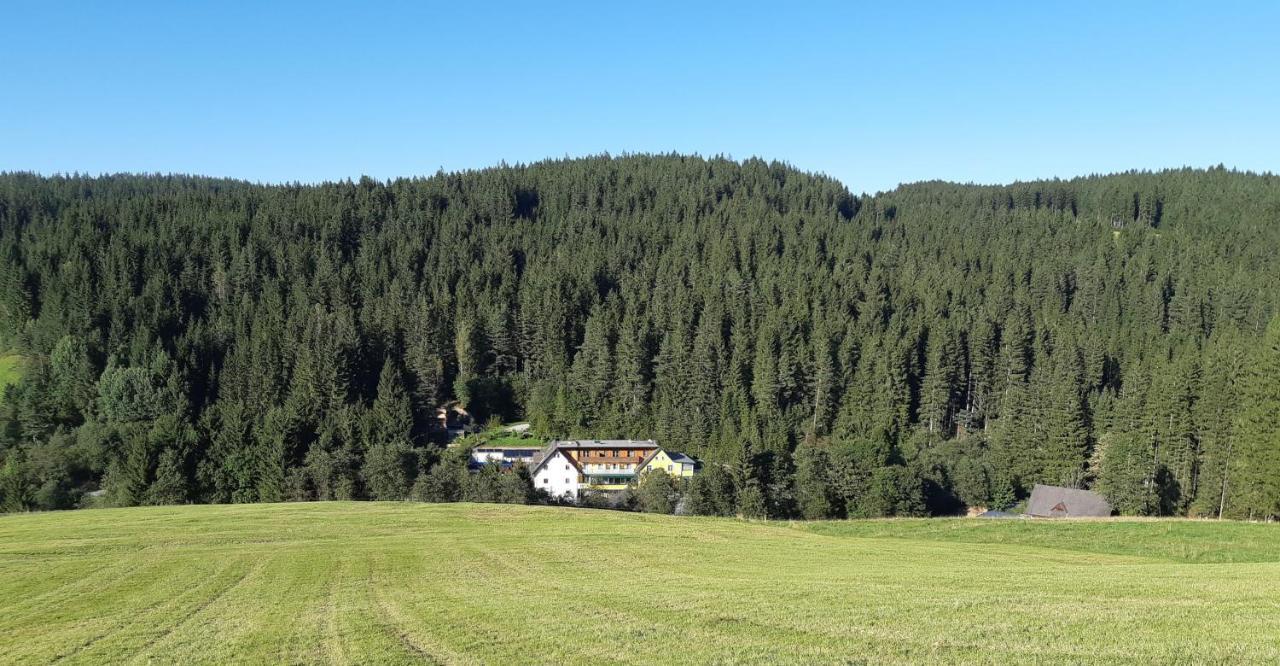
[1228,316,1280,519]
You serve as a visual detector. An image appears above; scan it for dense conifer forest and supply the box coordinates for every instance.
[1,155,1278,518]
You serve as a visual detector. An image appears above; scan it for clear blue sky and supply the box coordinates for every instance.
[3,2,1277,193]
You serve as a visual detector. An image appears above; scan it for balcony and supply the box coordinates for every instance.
[582,473,634,491]
[586,483,629,492]
[580,464,638,475]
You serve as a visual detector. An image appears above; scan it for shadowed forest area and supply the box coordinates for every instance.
[1,155,1278,518]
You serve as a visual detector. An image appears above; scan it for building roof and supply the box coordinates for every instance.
[636,448,661,470]
[1025,484,1112,518]
[529,446,583,475]
[435,400,470,415]
[549,439,658,449]
[636,448,697,472]
[530,439,688,476]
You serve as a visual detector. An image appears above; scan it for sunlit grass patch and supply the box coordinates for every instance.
[1,503,1277,664]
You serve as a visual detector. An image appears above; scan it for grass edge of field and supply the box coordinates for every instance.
[5,500,1279,566]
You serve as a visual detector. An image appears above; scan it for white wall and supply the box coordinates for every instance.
[471,449,504,464]
[472,449,538,465]
[533,451,579,500]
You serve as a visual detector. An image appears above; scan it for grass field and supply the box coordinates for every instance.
[2,504,1279,664]
[0,352,26,403]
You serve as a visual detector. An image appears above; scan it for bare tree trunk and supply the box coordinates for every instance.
[1218,438,1234,519]
[810,374,822,439]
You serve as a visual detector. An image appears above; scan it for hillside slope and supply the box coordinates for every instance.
[2,157,1280,518]
[1,502,1279,664]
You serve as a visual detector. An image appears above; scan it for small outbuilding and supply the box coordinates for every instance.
[976,510,1022,519]
[1025,484,1112,518]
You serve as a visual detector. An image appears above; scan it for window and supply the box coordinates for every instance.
[564,464,570,471]
[564,478,570,484]
[543,478,549,484]
[667,464,673,471]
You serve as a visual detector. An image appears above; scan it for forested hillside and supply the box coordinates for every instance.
[1,156,1278,518]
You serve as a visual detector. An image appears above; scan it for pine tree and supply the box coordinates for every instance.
[363,440,416,501]
[736,480,767,519]
[370,356,414,446]
[0,454,32,512]
[1191,332,1246,517]
[145,449,189,505]
[793,439,835,519]
[453,310,483,406]
[920,325,963,436]
[1228,316,1280,519]
[854,466,925,518]
[966,316,999,430]
[568,306,615,429]
[404,294,446,414]
[48,335,96,423]
[1037,344,1091,487]
[108,431,151,507]
[1096,432,1159,515]
[684,463,735,516]
[254,431,286,503]
[1148,352,1200,512]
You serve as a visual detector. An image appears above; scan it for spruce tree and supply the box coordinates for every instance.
[1228,316,1280,519]
[145,449,189,505]
[369,357,414,446]
[1191,333,1246,517]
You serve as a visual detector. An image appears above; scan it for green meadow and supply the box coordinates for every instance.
[0,353,26,403]
[2,503,1278,664]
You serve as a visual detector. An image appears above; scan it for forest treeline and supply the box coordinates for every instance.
[1,155,1279,518]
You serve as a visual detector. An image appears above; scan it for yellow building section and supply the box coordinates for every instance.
[641,450,696,478]
[581,472,634,491]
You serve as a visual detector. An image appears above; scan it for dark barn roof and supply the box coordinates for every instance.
[1025,484,1113,518]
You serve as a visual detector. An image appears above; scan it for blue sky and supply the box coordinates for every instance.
[2,2,1277,193]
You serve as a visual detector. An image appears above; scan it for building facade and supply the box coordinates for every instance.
[469,444,543,469]
[530,448,583,500]
[529,439,697,500]
[638,449,697,478]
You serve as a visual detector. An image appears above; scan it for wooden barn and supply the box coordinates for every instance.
[1025,484,1112,518]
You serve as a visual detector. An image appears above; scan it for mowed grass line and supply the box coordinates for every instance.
[1,503,1278,664]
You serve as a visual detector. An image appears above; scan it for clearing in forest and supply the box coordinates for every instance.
[0,353,26,403]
